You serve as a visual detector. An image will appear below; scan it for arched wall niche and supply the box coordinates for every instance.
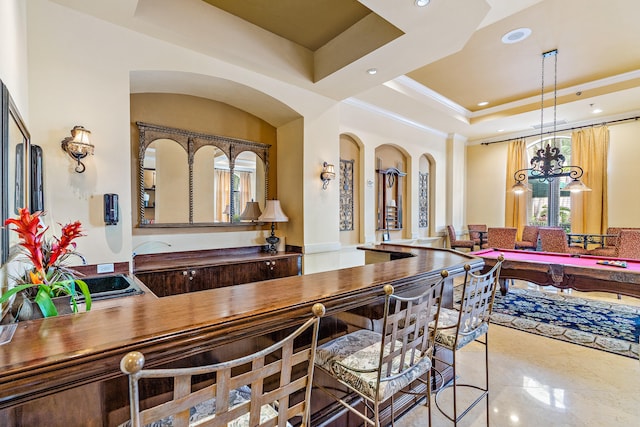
[130,71,304,231]
[339,133,362,244]
[130,93,276,228]
[375,144,410,241]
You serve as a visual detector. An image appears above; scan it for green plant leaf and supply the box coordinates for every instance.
[34,287,57,317]
[0,283,38,304]
[74,279,92,311]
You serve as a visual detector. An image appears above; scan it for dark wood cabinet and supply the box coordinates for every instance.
[133,247,302,297]
[232,256,301,284]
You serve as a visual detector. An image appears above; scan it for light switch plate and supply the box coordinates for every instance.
[97,263,115,274]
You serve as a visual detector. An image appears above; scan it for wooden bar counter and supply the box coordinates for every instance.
[0,246,481,426]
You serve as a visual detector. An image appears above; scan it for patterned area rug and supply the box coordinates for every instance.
[489,288,640,358]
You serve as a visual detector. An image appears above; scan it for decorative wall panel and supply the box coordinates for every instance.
[419,172,429,228]
[339,159,354,231]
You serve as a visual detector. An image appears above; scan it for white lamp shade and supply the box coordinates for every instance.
[258,200,288,222]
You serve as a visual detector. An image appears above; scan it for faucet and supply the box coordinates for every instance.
[71,252,87,265]
[132,241,172,258]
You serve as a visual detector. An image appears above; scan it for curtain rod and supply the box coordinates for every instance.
[480,115,640,146]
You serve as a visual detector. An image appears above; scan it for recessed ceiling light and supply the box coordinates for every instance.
[415,0,430,6]
[477,101,489,107]
[592,108,603,114]
[497,129,505,132]
[367,68,377,75]
[501,27,532,44]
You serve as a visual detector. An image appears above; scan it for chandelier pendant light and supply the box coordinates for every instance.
[512,49,590,194]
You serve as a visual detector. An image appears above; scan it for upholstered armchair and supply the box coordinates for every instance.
[468,224,487,248]
[515,225,540,250]
[538,228,588,255]
[603,227,622,248]
[589,229,640,259]
[483,227,517,249]
[446,225,475,251]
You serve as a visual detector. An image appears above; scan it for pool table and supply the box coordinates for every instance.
[473,248,640,298]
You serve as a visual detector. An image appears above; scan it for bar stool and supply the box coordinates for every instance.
[119,303,325,427]
[314,272,448,427]
[431,258,503,426]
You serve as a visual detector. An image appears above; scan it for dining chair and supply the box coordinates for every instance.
[119,303,325,427]
[515,225,540,250]
[314,272,448,427]
[603,227,622,248]
[615,230,640,259]
[467,224,487,249]
[600,227,640,250]
[483,227,517,250]
[447,225,475,252]
[431,258,503,426]
[538,228,588,255]
[589,229,640,259]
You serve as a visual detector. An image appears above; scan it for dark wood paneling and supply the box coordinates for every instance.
[135,250,302,297]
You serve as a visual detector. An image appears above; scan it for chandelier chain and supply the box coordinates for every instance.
[540,50,545,147]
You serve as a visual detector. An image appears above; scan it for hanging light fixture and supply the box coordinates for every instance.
[512,50,590,194]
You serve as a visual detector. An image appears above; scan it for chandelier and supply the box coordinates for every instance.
[512,49,590,194]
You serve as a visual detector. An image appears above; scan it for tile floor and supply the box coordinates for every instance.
[396,282,640,427]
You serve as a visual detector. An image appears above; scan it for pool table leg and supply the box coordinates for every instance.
[499,278,509,295]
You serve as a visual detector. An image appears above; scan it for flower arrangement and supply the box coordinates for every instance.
[0,208,91,318]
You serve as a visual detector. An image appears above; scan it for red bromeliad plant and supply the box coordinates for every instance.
[0,208,91,317]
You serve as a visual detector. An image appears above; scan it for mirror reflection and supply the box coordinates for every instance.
[143,139,189,224]
[1,80,30,264]
[137,122,269,227]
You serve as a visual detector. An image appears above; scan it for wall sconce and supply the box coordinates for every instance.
[60,125,94,173]
[320,162,336,190]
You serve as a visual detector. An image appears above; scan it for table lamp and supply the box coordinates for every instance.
[258,200,288,254]
[239,200,262,222]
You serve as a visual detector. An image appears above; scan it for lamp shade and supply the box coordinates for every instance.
[239,201,262,221]
[258,200,288,222]
[563,179,591,193]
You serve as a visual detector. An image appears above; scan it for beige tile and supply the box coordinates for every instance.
[396,283,640,427]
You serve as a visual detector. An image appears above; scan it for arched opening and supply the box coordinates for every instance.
[375,145,408,241]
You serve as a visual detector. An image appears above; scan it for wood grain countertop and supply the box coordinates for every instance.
[0,246,481,409]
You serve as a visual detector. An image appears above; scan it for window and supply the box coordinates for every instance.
[527,136,572,230]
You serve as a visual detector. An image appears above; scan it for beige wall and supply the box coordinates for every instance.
[17,0,466,274]
[276,118,304,249]
[446,134,468,231]
[338,102,452,244]
[0,0,29,119]
[466,142,508,228]
[607,120,640,226]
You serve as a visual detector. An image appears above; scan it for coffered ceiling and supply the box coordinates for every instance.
[55,0,640,143]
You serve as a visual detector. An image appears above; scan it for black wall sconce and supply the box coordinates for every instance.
[61,125,94,173]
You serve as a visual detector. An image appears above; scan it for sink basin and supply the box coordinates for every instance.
[76,274,144,301]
